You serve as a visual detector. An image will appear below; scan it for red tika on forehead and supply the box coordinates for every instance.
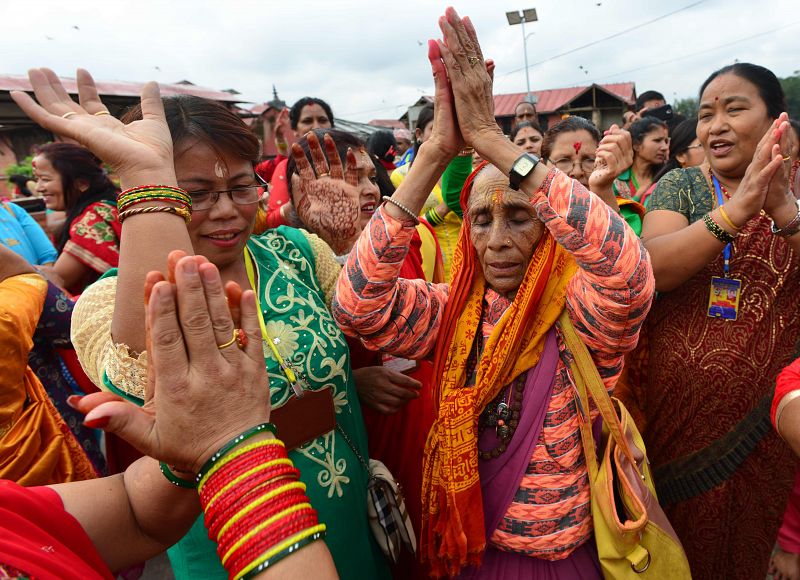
[573,141,582,154]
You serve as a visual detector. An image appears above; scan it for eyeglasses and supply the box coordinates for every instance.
[552,157,596,174]
[187,174,267,212]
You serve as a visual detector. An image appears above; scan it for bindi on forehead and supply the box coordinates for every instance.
[573,141,582,154]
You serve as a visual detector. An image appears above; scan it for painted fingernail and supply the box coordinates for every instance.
[66,395,83,409]
[84,416,110,429]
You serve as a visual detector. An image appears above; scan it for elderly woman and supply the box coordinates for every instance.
[333,9,654,578]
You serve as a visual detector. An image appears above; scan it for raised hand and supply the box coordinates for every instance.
[590,125,634,190]
[275,107,292,142]
[11,68,176,188]
[291,132,361,255]
[435,9,501,150]
[69,253,270,473]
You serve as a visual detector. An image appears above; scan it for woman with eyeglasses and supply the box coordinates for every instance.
[14,77,389,580]
[541,115,645,235]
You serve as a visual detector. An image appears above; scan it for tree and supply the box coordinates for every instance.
[673,97,698,118]
[780,73,800,119]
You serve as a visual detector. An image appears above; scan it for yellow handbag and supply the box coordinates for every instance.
[559,311,692,579]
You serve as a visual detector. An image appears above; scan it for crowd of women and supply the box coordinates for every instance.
[1,7,800,580]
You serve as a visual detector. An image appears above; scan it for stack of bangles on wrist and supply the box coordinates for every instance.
[160,423,326,580]
[703,212,737,244]
[424,207,445,226]
[117,185,192,224]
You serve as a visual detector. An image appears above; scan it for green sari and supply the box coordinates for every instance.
[160,227,388,579]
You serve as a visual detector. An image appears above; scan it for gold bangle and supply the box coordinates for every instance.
[118,205,191,224]
[718,206,742,231]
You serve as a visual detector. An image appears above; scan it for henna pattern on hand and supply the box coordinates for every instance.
[292,133,361,255]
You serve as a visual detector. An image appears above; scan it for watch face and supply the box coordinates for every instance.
[515,157,535,175]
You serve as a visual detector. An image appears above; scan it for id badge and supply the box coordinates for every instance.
[707,277,741,320]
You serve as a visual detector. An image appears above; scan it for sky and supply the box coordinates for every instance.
[2,0,798,122]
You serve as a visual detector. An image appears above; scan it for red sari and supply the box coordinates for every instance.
[627,167,800,579]
[0,480,112,580]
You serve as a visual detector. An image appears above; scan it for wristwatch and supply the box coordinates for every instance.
[508,153,540,191]
[771,198,800,237]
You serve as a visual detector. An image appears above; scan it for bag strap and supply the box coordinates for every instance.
[558,310,641,472]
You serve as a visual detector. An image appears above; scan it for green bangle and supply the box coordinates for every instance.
[196,422,277,484]
[239,530,326,580]
[703,213,737,244]
[425,208,444,226]
[159,462,197,489]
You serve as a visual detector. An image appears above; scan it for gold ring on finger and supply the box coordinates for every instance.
[783,155,792,162]
[217,329,237,350]
[94,111,111,116]
[467,55,480,67]
[317,172,330,178]
[61,111,78,119]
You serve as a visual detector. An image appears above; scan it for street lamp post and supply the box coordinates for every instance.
[506,8,538,105]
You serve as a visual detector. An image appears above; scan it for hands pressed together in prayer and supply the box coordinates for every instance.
[69,251,271,474]
[725,113,796,228]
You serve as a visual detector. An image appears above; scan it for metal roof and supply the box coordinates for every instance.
[0,74,244,103]
[493,82,636,116]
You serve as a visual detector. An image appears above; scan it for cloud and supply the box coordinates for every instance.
[2,0,798,121]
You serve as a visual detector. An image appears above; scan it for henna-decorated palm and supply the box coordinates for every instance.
[292,132,361,255]
[11,68,176,187]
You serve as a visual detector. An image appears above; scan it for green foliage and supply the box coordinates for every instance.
[780,74,800,119]
[673,97,698,118]
[4,154,34,180]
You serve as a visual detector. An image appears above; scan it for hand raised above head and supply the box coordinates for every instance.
[434,9,501,149]
[11,68,176,189]
[69,253,271,474]
[291,132,361,255]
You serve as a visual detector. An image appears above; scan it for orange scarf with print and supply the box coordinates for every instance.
[421,164,577,577]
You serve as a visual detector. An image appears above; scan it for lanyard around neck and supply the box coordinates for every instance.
[243,248,300,387]
[711,174,732,277]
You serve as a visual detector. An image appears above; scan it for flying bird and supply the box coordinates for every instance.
[72,25,80,30]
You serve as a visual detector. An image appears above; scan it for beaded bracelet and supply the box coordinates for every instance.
[159,462,197,489]
[118,205,191,224]
[196,422,278,486]
[383,196,420,225]
[703,213,737,244]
